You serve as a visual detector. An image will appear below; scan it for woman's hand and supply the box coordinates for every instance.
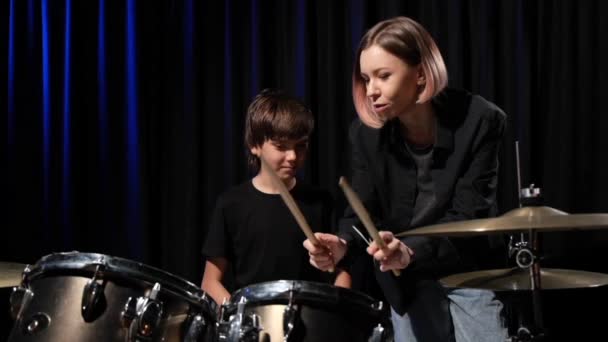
[366,231,414,272]
[303,233,347,272]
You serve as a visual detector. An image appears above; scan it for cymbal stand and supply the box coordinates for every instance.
[507,142,545,341]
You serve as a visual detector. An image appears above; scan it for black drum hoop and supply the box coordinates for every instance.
[228,280,383,316]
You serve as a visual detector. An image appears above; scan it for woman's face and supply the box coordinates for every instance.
[359,44,425,120]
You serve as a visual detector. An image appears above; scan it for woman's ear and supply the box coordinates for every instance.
[417,66,426,86]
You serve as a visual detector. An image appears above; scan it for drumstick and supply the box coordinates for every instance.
[259,158,334,272]
[339,177,400,276]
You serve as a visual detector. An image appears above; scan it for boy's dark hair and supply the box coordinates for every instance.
[244,89,314,171]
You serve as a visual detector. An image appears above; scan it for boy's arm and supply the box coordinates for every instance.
[201,257,231,306]
[333,268,352,288]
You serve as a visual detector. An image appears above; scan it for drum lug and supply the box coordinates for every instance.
[283,289,299,341]
[222,297,262,342]
[81,265,106,322]
[121,296,139,328]
[183,314,207,342]
[368,323,386,342]
[10,287,34,321]
[11,285,52,336]
[121,282,164,341]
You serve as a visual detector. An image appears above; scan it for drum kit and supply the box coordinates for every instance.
[3,196,608,341]
[0,252,387,342]
[3,157,608,341]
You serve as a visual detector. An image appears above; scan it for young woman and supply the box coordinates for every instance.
[304,17,507,341]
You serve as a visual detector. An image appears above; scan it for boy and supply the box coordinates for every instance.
[201,89,349,305]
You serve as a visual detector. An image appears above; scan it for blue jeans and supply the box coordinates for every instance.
[391,287,507,342]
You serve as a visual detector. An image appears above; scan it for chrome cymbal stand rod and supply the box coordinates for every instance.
[515,142,525,243]
[529,229,545,340]
[507,177,546,341]
[506,227,545,341]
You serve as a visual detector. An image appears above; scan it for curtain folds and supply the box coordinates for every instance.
[4,0,608,284]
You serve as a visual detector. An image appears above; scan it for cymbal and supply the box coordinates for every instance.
[0,262,26,288]
[441,267,608,291]
[397,206,608,237]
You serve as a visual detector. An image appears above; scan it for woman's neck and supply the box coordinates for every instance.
[397,102,436,147]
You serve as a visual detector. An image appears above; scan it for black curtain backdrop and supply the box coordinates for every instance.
[3,0,608,339]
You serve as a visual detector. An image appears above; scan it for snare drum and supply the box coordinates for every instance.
[218,280,387,341]
[8,252,216,342]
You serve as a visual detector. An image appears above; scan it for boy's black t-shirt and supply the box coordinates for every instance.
[202,180,333,291]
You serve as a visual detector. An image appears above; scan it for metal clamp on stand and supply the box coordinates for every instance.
[508,238,536,269]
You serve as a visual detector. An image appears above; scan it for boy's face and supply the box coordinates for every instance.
[251,137,309,181]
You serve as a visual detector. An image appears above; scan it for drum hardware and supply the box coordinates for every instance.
[122,282,164,340]
[9,287,33,322]
[507,154,544,342]
[183,314,208,342]
[369,324,386,342]
[9,264,44,336]
[372,300,383,311]
[81,264,106,322]
[505,326,535,342]
[508,238,536,269]
[282,288,299,341]
[221,297,262,342]
[19,312,51,336]
[9,265,32,321]
[10,283,52,336]
[225,297,247,341]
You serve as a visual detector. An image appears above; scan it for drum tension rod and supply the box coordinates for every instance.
[283,288,299,341]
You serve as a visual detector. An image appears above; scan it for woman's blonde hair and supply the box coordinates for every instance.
[352,17,448,128]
